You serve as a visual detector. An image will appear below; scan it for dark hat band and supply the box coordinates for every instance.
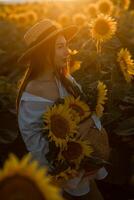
[29,25,57,48]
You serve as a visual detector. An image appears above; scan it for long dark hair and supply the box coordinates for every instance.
[16,33,82,116]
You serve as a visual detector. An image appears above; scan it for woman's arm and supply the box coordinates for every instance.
[18,100,50,167]
[76,117,94,139]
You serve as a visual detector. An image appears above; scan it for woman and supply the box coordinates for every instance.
[16,19,108,199]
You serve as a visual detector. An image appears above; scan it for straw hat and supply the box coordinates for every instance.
[18,19,79,63]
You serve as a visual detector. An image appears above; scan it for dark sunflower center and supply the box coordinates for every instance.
[62,141,83,161]
[51,114,70,139]
[99,3,110,13]
[95,19,110,35]
[70,104,84,116]
[18,16,25,24]
[89,7,96,16]
[0,175,45,200]
[75,17,85,25]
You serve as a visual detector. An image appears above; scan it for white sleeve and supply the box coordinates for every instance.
[95,167,108,180]
[18,100,50,167]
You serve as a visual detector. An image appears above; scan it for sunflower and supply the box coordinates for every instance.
[68,49,78,56]
[86,3,97,18]
[26,11,38,24]
[97,0,114,15]
[58,14,70,27]
[8,14,18,23]
[119,0,130,10]
[55,167,78,181]
[72,13,87,27]
[16,13,29,27]
[0,154,63,200]
[89,14,117,52]
[58,140,93,168]
[96,81,108,118]
[69,60,82,74]
[117,48,134,83]
[68,49,81,73]
[0,13,6,20]
[43,104,78,148]
[64,96,91,122]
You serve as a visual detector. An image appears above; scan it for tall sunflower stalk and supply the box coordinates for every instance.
[89,14,117,53]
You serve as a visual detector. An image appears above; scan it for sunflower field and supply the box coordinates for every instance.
[0,0,134,199]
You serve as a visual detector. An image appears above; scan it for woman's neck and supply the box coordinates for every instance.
[36,68,55,82]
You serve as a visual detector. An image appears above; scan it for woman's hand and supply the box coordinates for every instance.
[62,169,99,190]
[83,169,98,180]
[62,170,84,190]
[76,117,94,140]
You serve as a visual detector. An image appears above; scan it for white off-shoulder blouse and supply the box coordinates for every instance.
[18,75,108,197]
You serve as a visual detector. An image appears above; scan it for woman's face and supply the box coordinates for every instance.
[54,34,69,70]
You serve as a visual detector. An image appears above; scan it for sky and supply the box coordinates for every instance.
[0,0,77,2]
[0,0,52,2]
[0,0,34,2]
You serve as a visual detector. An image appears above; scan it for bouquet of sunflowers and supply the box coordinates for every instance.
[42,81,110,184]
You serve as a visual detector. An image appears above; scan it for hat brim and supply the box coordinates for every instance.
[18,25,79,64]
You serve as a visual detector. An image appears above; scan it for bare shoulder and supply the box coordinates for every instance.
[25,80,40,96]
[25,79,60,101]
